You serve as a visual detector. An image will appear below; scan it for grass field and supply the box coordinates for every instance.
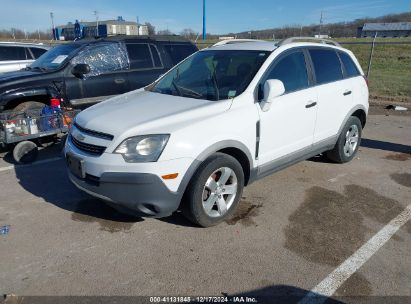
[340,41,411,103]
[196,38,411,103]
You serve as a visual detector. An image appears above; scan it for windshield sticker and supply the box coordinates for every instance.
[51,55,68,64]
[228,90,237,98]
[259,53,267,56]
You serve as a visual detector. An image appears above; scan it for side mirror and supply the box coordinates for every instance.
[71,63,90,78]
[260,79,285,111]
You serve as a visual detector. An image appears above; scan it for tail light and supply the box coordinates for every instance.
[50,98,61,108]
[363,76,369,87]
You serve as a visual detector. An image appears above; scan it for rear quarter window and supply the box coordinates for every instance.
[309,49,343,85]
[339,52,361,78]
[163,44,197,65]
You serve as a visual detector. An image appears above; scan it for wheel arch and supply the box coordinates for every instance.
[351,108,367,128]
[1,86,59,110]
[177,140,255,197]
[338,105,368,135]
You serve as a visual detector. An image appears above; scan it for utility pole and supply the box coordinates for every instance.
[367,32,378,77]
[50,12,55,40]
[202,0,206,40]
[94,10,99,36]
[136,16,140,35]
[319,11,323,36]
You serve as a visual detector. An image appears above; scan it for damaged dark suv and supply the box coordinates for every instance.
[0,35,197,112]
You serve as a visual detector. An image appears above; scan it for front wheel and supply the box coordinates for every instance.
[326,116,362,163]
[183,153,244,227]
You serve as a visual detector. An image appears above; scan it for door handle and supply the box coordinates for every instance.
[343,90,352,96]
[305,101,317,108]
[114,78,125,84]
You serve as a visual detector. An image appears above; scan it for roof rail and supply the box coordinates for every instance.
[212,39,264,47]
[277,37,341,47]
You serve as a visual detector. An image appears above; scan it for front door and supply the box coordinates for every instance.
[257,49,318,168]
[65,42,130,107]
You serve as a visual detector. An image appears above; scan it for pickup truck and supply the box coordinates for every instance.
[0,36,197,112]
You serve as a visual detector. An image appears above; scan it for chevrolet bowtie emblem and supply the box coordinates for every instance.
[75,133,86,141]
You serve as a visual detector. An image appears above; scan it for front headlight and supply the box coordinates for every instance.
[114,134,170,162]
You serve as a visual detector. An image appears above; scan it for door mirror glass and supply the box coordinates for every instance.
[71,63,90,77]
[261,79,285,111]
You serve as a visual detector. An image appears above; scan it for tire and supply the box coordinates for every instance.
[183,152,245,227]
[326,116,362,163]
[10,101,45,120]
[13,141,38,164]
[12,101,44,114]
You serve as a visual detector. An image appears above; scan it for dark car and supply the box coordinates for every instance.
[0,36,197,112]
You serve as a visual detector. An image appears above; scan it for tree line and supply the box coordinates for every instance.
[1,12,409,41]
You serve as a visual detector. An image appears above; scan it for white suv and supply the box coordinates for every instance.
[65,38,369,227]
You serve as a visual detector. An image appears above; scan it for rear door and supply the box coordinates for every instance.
[126,43,167,90]
[66,42,130,107]
[338,50,365,112]
[308,48,354,143]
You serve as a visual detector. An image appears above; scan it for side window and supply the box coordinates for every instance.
[30,47,47,59]
[0,46,26,61]
[265,51,309,93]
[149,45,162,67]
[71,43,129,77]
[339,52,360,78]
[163,44,196,65]
[309,49,343,85]
[126,43,153,69]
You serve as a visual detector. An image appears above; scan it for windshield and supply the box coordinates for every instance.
[150,50,270,101]
[30,44,82,71]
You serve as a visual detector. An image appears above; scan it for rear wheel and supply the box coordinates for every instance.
[183,153,244,227]
[326,116,362,163]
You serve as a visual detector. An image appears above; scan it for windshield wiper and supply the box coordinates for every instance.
[30,66,47,72]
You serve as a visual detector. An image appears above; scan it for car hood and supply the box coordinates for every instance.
[75,89,232,138]
[0,70,43,83]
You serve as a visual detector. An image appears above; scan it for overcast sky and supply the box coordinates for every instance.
[1,0,410,34]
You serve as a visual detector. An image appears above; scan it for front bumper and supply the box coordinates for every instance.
[68,171,182,217]
[65,136,197,218]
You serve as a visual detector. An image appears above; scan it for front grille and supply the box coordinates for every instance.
[74,122,114,141]
[69,134,106,156]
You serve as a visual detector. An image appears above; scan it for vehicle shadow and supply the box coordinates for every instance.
[361,138,411,154]
[12,157,196,228]
[308,137,411,164]
[229,284,344,304]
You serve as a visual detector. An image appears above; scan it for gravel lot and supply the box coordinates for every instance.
[0,112,410,303]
